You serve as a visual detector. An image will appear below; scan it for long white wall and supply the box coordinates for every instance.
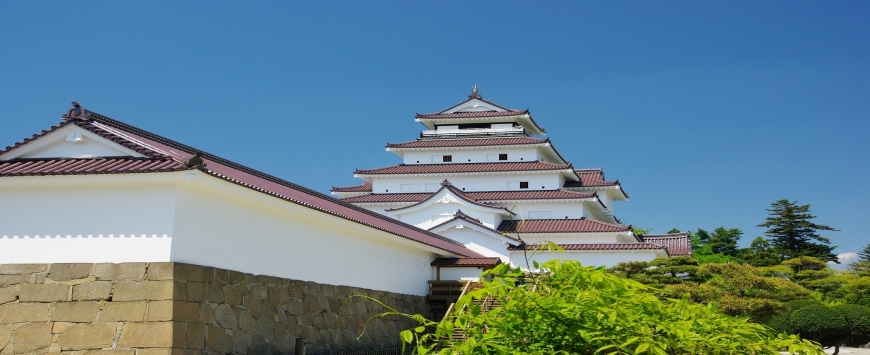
[487,201,588,220]
[509,250,662,269]
[169,173,441,296]
[372,173,564,194]
[438,228,510,261]
[400,147,542,165]
[0,174,177,263]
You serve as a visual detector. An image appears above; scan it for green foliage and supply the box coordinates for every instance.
[610,260,813,322]
[739,237,782,267]
[771,302,870,354]
[848,260,870,277]
[860,243,870,263]
[758,199,838,262]
[633,227,653,236]
[387,260,824,355]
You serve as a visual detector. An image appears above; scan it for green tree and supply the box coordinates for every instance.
[739,237,781,267]
[691,229,744,264]
[388,260,824,354]
[860,243,870,263]
[757,199,839,262]
[708,226,742,256]
[772,303,870,355]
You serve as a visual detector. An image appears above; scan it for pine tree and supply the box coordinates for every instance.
[757,199,838,262]
[860,243,870,263]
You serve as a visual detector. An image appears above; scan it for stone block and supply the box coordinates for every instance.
[206,326,232,353]
[174,264,205,283]
[98,301,146,322]
[80,350,135,355]
[185,282,206,303]
[51,301,99,322]
[118,322,173,348]
[233,330,249,355]
[19,283,69,302]
[0,275,29,287]
[47,264,93,281]
[228,271,246,286]
[237,310,257,334]
[72,281,113,301]
[0,287,16,305]
[185,322,205,349]
[134,348,186,355]
[146,300,174,322]
[199,303,215,325]
[56,323,116,350]
[224,286,243,306]
[93,263,146,282]
[112,281,176,301]
[213,304,237,329]
[214,269,229,287]
[145,263,174,281]
[206,284,224,304]
[0,303,50,323]
[0,264,48,275]
[10,323,52,354]
[51,322,75,334]
[175,301,200,322]
[0,325,14,353]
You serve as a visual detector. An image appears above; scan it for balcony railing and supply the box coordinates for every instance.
[421,126,527,138]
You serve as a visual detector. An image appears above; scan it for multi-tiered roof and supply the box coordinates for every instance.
[333,87,689,265]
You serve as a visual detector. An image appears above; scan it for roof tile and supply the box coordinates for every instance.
[509,243,667,252]
[415,110,529,119]
[355,161,572,175]
[386,137,548,149]
[641,233,692,256]
[497,218,631,234]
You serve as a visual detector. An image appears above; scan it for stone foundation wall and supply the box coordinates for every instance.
[0,263,432,354]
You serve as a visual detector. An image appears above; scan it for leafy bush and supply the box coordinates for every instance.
[381,260,825,354]
[770,302,870,355]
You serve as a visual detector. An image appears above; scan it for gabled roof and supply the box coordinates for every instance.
[331,181,372,192]
[386,137,549,149]
[508,243,668,253]
[430,257,502,267]
[384,181,513,215]
[0,157,187,177]
[641,232,692,256]
[1,102,482,258]
[341,189,597,204]
[497,218,632,234]
[355,161,575,176]
[413,87,546,135]
[428,210,520,243]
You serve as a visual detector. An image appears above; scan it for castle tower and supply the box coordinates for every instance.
[333,87,689,267]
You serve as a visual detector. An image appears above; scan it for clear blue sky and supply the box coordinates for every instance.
[2,2,867,265]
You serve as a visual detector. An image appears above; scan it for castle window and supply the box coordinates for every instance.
[520,182,529,189]
[499,154,508,160]
[443,155,452,162]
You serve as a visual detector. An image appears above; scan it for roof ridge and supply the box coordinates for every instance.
[56,103,478,256]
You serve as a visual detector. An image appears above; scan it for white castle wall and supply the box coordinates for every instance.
[400,146,542,165]
[372,174,564,194]
[510,249,661,269]
[0,174,177,263]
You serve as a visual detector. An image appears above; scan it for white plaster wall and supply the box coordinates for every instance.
[169,175,439,296]
[438,228,510,261]
[394,202,502,230]
[518,233,634,245]
[401,147,541,165]
[509,250,661,269]
[487,201,588,220]
[438,266,484,280]
[373,174,562,194]
[0,174,178,263]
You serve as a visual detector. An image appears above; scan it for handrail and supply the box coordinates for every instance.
[440,280,475,324]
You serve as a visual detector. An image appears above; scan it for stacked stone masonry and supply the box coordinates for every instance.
[0,263,432,355]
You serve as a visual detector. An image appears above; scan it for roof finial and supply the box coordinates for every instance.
[468,84,482,99]
[62,101,87,120]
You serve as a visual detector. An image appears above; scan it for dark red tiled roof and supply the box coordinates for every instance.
[642,233,692,256]
[331,181,372,193]
[497,218,631,234]
[415,110,529,119]
[0,157,187,177]
[564,169,619,187]
[508,243,667,252]
[1,103,482,258]
[431,257,502,266]
[355,161,572,175]
[342,189,596,204]
[386,137,548,149]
